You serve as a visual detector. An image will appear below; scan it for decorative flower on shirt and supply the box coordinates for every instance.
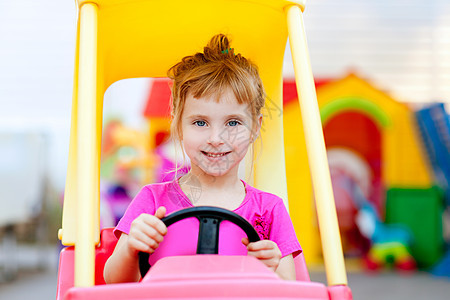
[252,215,269,240]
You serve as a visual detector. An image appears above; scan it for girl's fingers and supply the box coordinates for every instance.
[136,225,165,244]
[127,209,168,254]
[129,238,154,253]
[129,227,160,247]
[247,248,281,260]
[138,213,167,236]
[245,240,281,271]
[246,248,281,271]
[241,237,249,246]
[246,240,277,251]
[127,234,158,254]
[155,206,167,220]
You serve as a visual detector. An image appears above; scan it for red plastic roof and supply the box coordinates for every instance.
[283,78,332,105]
[143,78,172,118]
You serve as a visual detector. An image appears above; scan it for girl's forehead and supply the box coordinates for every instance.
[184,91,251,116]
[188,87,238,103]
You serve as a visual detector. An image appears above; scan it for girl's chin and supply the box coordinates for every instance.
[197,168,232,178]
[190,162,237,178]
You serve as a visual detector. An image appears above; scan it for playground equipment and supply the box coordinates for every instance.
[416,103,450,206]
[328,148,416,270]
[283,74,445,268]
[57,0,352,299]
[327,148,416,271]
[415,103,450,275]
[349,177,416,271]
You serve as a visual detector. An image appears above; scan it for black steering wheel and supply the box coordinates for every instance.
[138,206,260,278]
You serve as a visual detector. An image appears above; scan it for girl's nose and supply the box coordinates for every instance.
[207,127,225,146]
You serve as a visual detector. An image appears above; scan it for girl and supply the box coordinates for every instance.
[104,34,302,283]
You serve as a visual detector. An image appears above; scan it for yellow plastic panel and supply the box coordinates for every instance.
[254,76,289,202]
[283,99,322,264]
[383,109,433,187]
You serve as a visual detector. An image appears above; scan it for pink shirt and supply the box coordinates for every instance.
[115,179,301,266]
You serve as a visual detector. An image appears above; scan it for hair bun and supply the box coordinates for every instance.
[204,34,233,57]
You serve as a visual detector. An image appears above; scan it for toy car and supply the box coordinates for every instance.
[56,1,352,299]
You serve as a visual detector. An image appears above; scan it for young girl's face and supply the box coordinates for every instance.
[181,88,261,178]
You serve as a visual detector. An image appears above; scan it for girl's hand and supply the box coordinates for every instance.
[242,238,282,272]
[126,206,167,257]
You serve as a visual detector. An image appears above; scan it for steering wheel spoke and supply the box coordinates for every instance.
[197,216,222,254]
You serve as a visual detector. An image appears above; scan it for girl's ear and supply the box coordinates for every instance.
[253,113,263,142]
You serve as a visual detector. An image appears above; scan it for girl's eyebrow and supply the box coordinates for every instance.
[186,113,248,120]
[226,114,247,120]
[186,114,209,120]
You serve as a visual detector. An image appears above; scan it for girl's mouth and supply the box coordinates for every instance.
[201,151,231,158]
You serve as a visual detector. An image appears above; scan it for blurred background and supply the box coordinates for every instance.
[1,0,450,299]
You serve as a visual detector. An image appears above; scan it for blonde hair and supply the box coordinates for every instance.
[167,34,265,178]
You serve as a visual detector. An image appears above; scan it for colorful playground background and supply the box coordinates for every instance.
[99,73,450,277]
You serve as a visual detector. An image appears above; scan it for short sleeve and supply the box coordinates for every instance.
[269,200,302,258]
[113,186,156,239]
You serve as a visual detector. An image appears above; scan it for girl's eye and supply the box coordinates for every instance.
[194,120,206,127]
[228,120,240,127]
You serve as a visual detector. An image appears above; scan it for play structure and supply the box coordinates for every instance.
[415,103,450,277]
[327,150,416,271]
[283,74,447,271]
[56,0,353,299]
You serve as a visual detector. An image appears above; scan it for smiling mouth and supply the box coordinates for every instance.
[201,151,231,158]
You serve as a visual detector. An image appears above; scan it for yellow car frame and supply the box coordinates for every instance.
[58,0,349,297]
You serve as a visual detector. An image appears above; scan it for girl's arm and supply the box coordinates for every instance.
[104,234,142,283]
[275,254,296,280]
[104,207,167,284]
[242,238,296,280]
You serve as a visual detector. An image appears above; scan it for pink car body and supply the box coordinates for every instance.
[56,228,352,300]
